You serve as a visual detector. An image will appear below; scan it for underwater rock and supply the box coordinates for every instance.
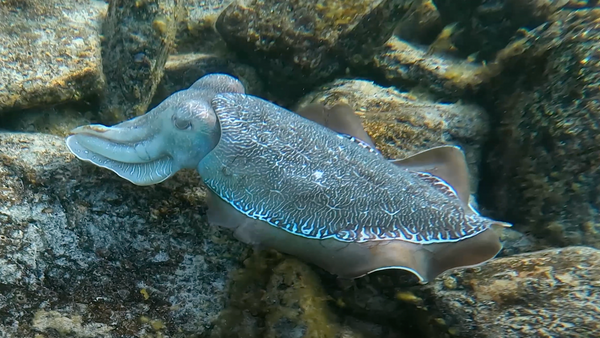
[263,258,339,338]
[431,0,568,61]
[323,246,600,338]
[211,250,405,338]
[497,228,541,257]
[321,269,444,338]
[393,0,443,45]
[373,36,500,98]
[173,0,237,53]
[0,102,95,137]
[1,54,263,136]
[481,9,600,248]
[0,0,105,114]
[153,52,265,106]
[0,132,248,337]
[420,246,600,337]
[373,0,569,99]
[215,0,414,101]
[296,79,489,193]
[99,0,177,124]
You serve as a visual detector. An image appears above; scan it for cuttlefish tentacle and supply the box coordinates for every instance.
[65,73,511,283]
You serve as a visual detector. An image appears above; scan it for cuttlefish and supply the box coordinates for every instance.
[66,73,511,283]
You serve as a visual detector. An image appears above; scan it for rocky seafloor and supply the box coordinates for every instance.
[1,0,599,337]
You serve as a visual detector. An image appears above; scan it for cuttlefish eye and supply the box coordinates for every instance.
[172,114,192,130]
[171,99,215,131]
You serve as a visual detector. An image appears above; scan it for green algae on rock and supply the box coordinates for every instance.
[481,8,600,248]
[215,0,414,101]
[263,259,339,338]
[210,250,339,338]
[0,0,105,115]
[99,0,177,124]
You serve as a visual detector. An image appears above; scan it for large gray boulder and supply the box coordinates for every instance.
[0,132,248,337]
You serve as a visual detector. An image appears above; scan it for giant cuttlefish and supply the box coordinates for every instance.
[66,73,511,283]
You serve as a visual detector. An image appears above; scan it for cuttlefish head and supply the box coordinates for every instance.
[66,74,244,185]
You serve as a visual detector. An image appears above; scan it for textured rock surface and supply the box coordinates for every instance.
[497,228,541,257]
[0,132,248,337]
[174,0,236,53]
[295,79,489,193]
[0,0,105,114]
[321,269,444,338]
[393,0,442,45]
[99,0,177,124]
[373,36,499,98]
[323,246,600,338]
[372,0,570,99]
[1,54,263,137]
[431,0,568,60]
[212,251,339,337]
[216,0,413,101]
[211,250,405,338]
[0,102,95,137]
[420,246,600,337]
[481,9,600,248]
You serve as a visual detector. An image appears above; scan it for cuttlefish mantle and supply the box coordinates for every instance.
[65,73,511,283]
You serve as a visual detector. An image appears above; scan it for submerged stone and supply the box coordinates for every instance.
[0,0,105,115]
[421,246,600,337]
[215,0,413,101]
[173,0,237,53]
[100,0,177,124]
[481,9,600,247]
[0,132,248,336]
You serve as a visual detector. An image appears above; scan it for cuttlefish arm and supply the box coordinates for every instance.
[65,74,243,185]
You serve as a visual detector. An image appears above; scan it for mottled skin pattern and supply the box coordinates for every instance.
[65,74,508,281]
[199,93,495,244]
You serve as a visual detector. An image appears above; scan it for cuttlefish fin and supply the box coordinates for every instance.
[295,103,377,149]
[205,179,506,283]
[205,189,270,250]
[366,226,503,283]
[390,145,471,207]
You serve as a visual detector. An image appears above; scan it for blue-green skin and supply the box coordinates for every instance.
[200,93,493,245]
